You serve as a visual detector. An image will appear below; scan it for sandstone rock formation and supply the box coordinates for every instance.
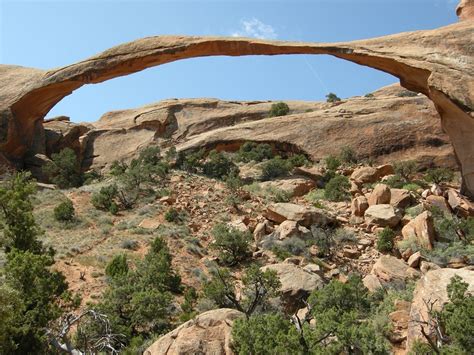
[364,204,401,228]
[85,87,456,172]
[261,262,324,312]
[264,203,333,227]
[457,0,474,20]
[144,308,243,355]
[0,9,472,195]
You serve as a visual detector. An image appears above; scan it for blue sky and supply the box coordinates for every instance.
[1,0,458,122]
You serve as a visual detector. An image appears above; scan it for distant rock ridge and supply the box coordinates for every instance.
[0,2,472,196]
[35,84,456,173]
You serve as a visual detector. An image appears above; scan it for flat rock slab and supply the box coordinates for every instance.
[264,202,333,227]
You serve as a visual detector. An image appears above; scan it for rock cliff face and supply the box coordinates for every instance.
[0,4,472,195]
[74,84,455,172]
[457,0,474,20]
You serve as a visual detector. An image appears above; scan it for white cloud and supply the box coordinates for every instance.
[231,18,277,40]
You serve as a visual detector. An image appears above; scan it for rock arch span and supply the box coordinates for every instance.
[0,19,472,196]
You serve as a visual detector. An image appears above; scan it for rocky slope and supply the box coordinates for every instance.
[0,7,472,195]
[35,84,456,175]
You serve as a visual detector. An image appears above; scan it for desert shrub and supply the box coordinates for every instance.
[164,146,177,163]
[431,207,474,243]
[326,92,341,103]
[235,275,390,353]
[91,184,119,214]
[271,245,293,260]
[339,147,358,164]
[82,170,102,185]
[269,102,290,117]
[176,148,205,173]
[324,175,350,201]
[310,226,335,257]
[325,155,341,171]
[202,150,238,180]
[333,228,357,244]
[287,154,310,168]
[211,223,252,265]
[364,93,375,98]
[377,227,395,252]
[402,183,421,192]
[384,174,405,188]
[306,275,390,353]
[232,313,302,354]
[305,189,325,204]
[164,207,185,223]
[236,142,274,163]
[393,160,417,181]
[264,186,292,203]
[87,237,181,346]
[54,199,75,222]
[260,156,291,181]
[121,239,139,250]
[426,241,474,266]
[425,168,455,184]
[244,183,291,203]
[43,148,83,188]
[203,264,281,316]
[105,254,129,279]
[397,89,418,97]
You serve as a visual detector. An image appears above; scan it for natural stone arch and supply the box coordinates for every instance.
[0,19,472,196]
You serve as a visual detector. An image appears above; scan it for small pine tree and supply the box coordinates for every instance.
[43,148,83,188]
[326,92,341,103]
[211,223,252,265]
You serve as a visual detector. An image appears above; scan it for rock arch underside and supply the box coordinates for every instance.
[0,9,473,197]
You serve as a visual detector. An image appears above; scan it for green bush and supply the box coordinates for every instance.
[339,147,358,164]
[233,275,390,354]
[43,147,83,188]
[260,156,291,181]
[307,275,390,353]
[326,92,341,103]
[397,90,418,97]
[377,227,395,252]
[324,175,350,201]
[364,93,375,99]
[164,208,185,223]
[393,160,417,181]
[236,142,274,163]
[425,168,455,184]
[0,172,45,254]
[105,254,129,279]
[287,154,310,168]
[91,184,119,213]
[86,237,181,346]
[211,223,252,265]
[269,102,290,117]
[176,149,205,173]
[203,264,281,316]
[325,155,341,171]
[202,150,238,180]
[384,174,405,188]
[232,313,302,354]
[54,199,75,222]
